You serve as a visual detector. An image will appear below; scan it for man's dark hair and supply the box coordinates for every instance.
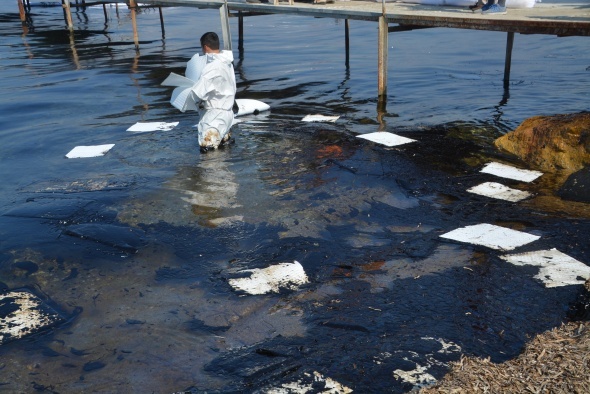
[200,32,220,51]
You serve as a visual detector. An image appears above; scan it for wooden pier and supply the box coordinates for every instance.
[17,0,590,108]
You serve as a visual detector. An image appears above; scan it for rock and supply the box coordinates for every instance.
[557,166,590,203]
[494,112,590,175]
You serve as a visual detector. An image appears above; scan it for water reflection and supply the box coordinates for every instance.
[117,145,242,228]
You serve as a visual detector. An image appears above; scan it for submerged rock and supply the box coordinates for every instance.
[0,290,65,345]
[494,112,590,175]
[557,166,590,203]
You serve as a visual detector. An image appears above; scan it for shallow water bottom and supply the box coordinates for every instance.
[1,122,588,392]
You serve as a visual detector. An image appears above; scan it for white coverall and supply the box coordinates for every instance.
[187,50,236,149]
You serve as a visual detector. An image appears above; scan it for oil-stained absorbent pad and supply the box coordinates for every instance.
[500,248,590,288]
[302,114,340,123]
[271,371,353,393]
[1,291,64,345]
[228,261,309,295]
[357,132,416,147]
[66,144,115,158]
[440,223,540,251]
[480,162,543,182]
[127,122,179,133]
[467,182,532,202]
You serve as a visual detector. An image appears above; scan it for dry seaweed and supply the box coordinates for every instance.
[420,321,590,393]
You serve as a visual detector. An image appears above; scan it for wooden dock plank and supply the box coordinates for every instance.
[144,1,590,36]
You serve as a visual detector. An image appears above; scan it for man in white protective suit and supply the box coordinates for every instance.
[189,32,237,153]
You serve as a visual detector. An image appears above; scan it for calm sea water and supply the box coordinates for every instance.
[1,1,588,203]
[0,1,589,392]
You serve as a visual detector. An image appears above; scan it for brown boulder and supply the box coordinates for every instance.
[495,112,590,175]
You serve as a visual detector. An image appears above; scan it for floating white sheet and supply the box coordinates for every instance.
[467,182,532,202]
[440,223,540,251]
[66,144,115,159]
[480,162,543,183]
[357,132,416,147]
[126,121,179,133]
[500,248,590,288]
[0,291,63,345]
[228,261,309,295]
[301,114,340,123]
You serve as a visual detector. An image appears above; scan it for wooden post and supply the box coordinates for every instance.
[504,31,514,89]
[62,0,74,30]
[344,19,350,68]
[377,15,388,110]
[238,11,244,52]
[220,2,232,51]
[17,0,26,23]
[103,3,107,22]
[159,7,165,39]
[129,0,139,51]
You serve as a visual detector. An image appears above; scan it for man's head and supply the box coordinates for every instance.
[200,32,220,54]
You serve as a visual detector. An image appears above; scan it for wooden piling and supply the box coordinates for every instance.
[62,0,74,30]
[17,0,26,23]
[238,11,244,52]
[344,19,350,68]
[159,7,165,38]
[377,15,388,106]
[220,2,232,51]
[129,0,140,50]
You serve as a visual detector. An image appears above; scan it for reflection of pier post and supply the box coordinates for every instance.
[69,30,81,70]
[504,32,514,89]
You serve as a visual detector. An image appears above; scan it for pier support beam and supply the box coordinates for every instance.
[220,2,232,50]
[345,19,350,68]
[238,12,244,51]
[129,0,139,51]
[17,0,26,23]
[159,7,165,39]
[503,31,514,89]
[62,0,74,30]
[377,15,388,111]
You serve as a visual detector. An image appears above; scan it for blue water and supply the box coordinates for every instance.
[0,1,589,392]
[1,2,588,203]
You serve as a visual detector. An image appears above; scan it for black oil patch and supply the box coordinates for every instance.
[63,223,146,253]
[2,197,94,220]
